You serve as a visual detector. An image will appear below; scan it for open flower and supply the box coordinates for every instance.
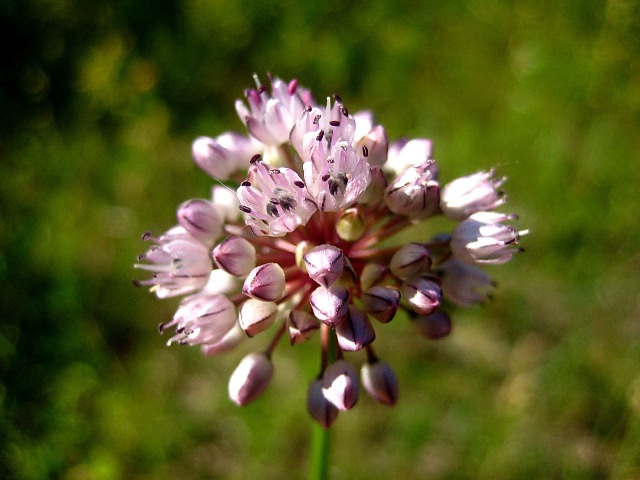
[135,74,526,425]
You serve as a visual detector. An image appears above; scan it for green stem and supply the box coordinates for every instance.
[310,421,330,480]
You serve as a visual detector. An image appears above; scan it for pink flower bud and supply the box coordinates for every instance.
[309,285,350,325]
[357,125,388,167]
[357,166,388,205]
[288,310,320,345]
[412,310,451,339]
[385,162,441,218]
[335,306,376,351]
[242,263,286,301]
[361,286,401,323]
[228,352,273,406]
[322,359,359,411]
[450,212,526,264]
[361,360,399,406]
[440,169,506,220]
[389,243,432,279]
[192,133,255,180]
[441,260,495,307]
[212,236,257,277]
[177,198,222,246]
[401,276,442,315]
[238,299,278,337]
[385,138,434,178]
[304,245,344,287]
[359,263,389,291]
[307,378,339,428]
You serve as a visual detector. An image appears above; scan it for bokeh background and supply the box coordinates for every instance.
[2,0,640,478]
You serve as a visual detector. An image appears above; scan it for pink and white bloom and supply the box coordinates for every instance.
[135,73,526,427]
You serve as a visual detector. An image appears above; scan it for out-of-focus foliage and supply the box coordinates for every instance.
[1,0,639,478]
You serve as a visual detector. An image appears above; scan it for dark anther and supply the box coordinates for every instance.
[239,205,252,213]
[258,85,267,93]
[274,188,297,211]
[141,231,152,241]
[337,171,349,185]
[339,143,347,151]
[158,323,165,334]
[266,203,280,217]
[321,173,331,182]
[328,178,340,196]
[327,157,335,164]
[313,114,321,124]
[362,145,369,157]
[269,168,281,175]
[294,180,305,188]
[269,198,279,204]
[329,120,341,127]
[340,105,349,117]
[250,154,262,164]
[177,327,185,334]
[241,181,251,187]
[132,279,142,287]
[316,130,325,141]
[332,93,342,102]
[306,106,313,112]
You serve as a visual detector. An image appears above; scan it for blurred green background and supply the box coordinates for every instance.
[2,0,639,478]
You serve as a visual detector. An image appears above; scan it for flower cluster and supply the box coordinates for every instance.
[135,74,527,427]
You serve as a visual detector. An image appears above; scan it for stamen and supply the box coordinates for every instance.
[329,120,341,127]
[266,203,280,217]
[362,145,369,157]
[241,181,251,186]
[333,93,342,102]
[294,180,305,188]
[340,105,349,117]
[250,154,262,164]
[316,130,325,141]
[313,115,321,124]
[239,205,252,213]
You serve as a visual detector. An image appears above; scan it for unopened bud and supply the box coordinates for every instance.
[360,263,389,291]
[212,236,257,277]
[401,276,442,315]
[412,310,451,339]
[361,360,399,406]
[361,286,401,323]
[385,162,441,218]
[335,306,376,351]
[228,352,273,406]
[307,378,339,428]
[288,310,320,345]
[242,263,286,301]
[309,285,350,325]
[335,208,366,241]
[322,359,359,411]
[304,245,344,287]
[440,169,506,220]
[441,260,494,307]
[238,299,278,337]
[177,199,222,246]
[389,243,432,279]
[357,125,388,167]
[357,167,387,205]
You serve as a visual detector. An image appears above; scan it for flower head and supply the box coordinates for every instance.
[135,74,526,426]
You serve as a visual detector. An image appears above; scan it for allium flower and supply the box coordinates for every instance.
[134,74,527,426]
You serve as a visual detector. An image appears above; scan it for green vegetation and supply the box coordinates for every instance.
[2,0,639,478]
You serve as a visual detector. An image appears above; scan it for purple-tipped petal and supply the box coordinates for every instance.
[413,310,452,339]
[401,276,442,315]
[238,299,278,337]
[361,286,401,323]
[335,306,376,351]
[242,263,286,301]
[321,359,359,411]
[309,285,349,326]
[307,378,339,428]
[389,243,432,279]
[212,236,257,277]
[288,310,320,345]
[177,198,222,246]
[361,360,399,406]
[304,245,344,287]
